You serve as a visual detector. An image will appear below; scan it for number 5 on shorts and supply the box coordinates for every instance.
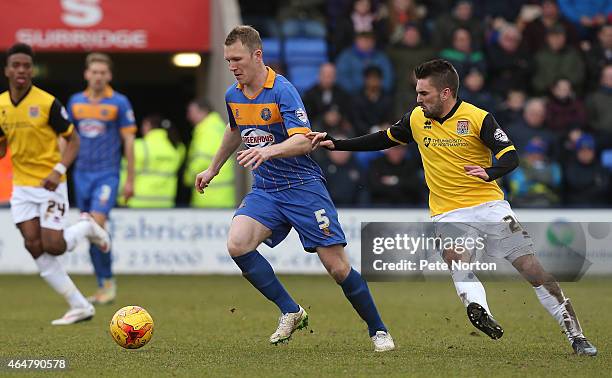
[314,209,330,230]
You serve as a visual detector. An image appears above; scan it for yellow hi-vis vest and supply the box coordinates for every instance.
[184,112,235,208]
[122,128,185,208]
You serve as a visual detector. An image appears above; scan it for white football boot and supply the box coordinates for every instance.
[371,331,395,352]
[51,305,95,325]
[81,213,111,253]
[269,306,308,344]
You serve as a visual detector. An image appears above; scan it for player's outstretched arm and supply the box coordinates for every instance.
[307,113,412,151]
[195,124,241,193]
[236,134,312,170]
[307,130,401,152]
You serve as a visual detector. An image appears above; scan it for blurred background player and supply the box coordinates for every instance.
[0,43,110,325]
[67,53,137,305]
[308,59,597,356]
[121,114,185,208]
[184,98,235,208]
[195,25,394,352]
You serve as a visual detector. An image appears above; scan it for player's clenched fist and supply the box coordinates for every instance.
[194,168,218,194]
[306,132,335,150]
[41,170,61,191]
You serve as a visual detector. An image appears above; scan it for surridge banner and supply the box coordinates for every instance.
[0,0,210,51]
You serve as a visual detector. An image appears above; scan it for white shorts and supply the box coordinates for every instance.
[431,200,534,262]
[10,183,70,230]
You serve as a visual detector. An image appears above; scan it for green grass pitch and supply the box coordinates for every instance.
[0,275,610,377]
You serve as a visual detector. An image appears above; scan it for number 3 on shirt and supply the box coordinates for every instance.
[314,209,330,230]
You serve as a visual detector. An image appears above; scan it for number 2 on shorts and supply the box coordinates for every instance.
[502,215,522,233]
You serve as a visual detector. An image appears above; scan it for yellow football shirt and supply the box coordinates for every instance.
[0,86,74,187]
[386,100,516,216]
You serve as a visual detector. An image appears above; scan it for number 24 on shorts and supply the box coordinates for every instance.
[45,200,66,219]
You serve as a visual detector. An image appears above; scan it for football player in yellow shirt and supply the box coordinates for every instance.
[0,43,110,325]
[308,59,596,356]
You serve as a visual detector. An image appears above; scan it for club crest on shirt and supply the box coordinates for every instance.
[29,106,39,118]
[456,120,469,135]
[260,107,272,121]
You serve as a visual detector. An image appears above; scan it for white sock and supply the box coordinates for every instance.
[534,285,583,341]
[63,221,91,251]
[35,253,90,309]
[451,269,493,316]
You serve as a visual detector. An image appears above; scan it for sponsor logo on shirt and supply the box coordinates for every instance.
[423,137,469,148]
[241,128,275,148]
[79,119,107,138]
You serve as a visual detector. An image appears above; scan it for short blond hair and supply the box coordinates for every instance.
[85,52,112,70]
[224,25,262,52]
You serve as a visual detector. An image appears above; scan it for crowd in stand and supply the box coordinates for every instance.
[242,0,612,207]
[2,1,608,209]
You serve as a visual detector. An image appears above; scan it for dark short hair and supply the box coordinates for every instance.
[598,23,612,37]
[190,98,213,112]
[414,59,459,98]
[224,25,262,52]
[142,113,182,147]
[363,65,382,78]
[547,24,566,35]
[6,43,34,63]
[143,114,175,131]
[355,30,375,39]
